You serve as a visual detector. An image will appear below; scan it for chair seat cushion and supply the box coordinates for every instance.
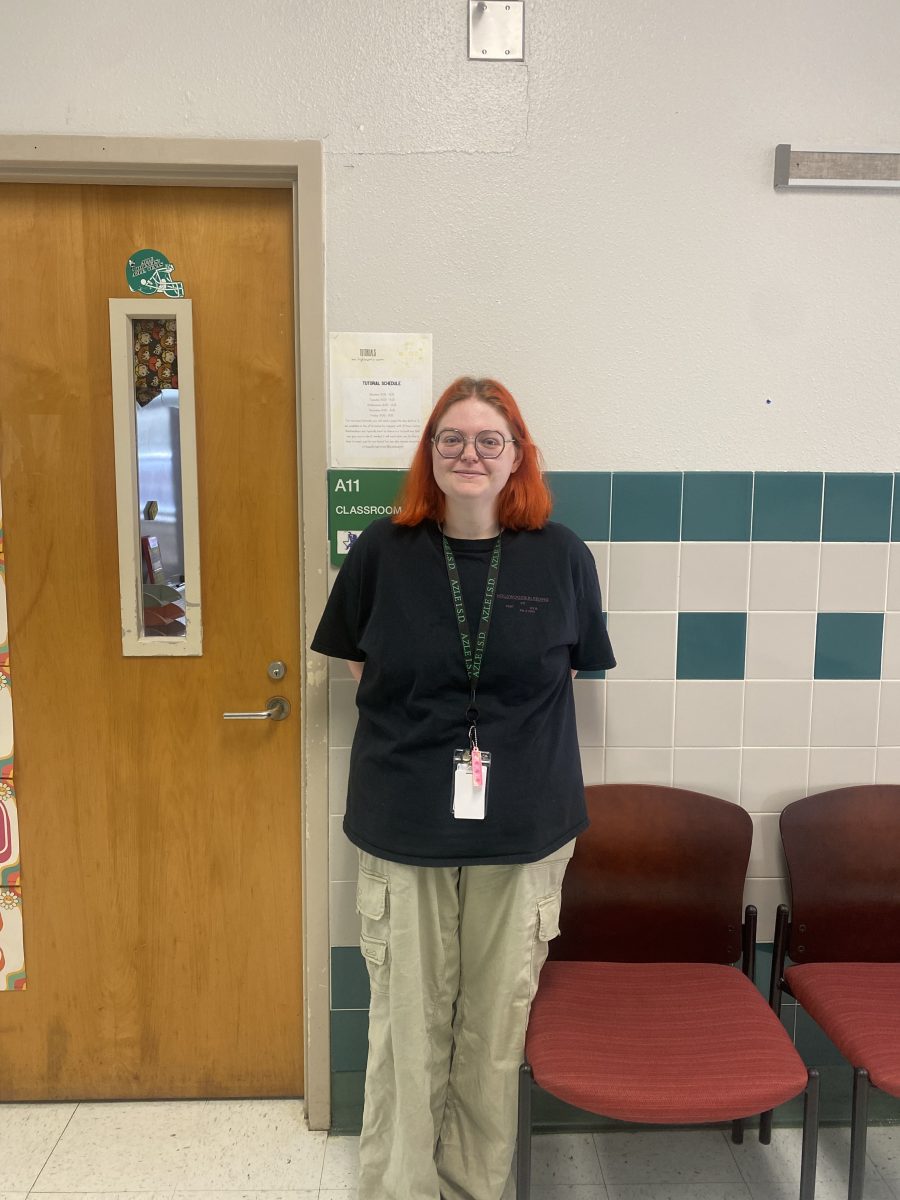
[526,961,808,1123]
[786,962,900,1096]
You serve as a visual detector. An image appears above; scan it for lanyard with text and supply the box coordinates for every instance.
[443,533,501,810]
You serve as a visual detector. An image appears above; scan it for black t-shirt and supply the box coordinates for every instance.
[311,518,615,866]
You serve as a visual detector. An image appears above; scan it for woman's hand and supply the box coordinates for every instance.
[347,660,364,683]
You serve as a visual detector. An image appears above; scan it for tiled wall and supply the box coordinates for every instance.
[326,471,900,1129]
[0,481,26,990]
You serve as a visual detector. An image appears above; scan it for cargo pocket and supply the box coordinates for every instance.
[530,888,563,997]
[537,891,562,943]
[356,867,390,993]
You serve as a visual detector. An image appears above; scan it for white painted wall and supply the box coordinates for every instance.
[3,0,900,469]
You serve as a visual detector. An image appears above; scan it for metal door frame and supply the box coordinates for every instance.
[0,135,331,1129]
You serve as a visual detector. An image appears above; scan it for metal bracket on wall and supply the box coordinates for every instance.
[774,144,900,191]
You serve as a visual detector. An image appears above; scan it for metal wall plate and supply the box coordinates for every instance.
[468,0,524,61]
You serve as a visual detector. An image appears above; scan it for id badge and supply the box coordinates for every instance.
[452,748,492,820]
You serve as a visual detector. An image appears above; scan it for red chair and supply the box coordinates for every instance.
[517,783,819,1200]
[768,784,900,1200]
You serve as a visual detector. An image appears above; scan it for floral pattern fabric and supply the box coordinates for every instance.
[134,319,178,406]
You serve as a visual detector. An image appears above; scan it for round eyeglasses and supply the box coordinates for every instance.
[432,429,517,459]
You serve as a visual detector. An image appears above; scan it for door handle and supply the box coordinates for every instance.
[223,696,291,721]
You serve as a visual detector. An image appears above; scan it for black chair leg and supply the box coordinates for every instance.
[799,1068,819,1200]
[759,1107,773,1144]
[731,1118,744,1144]
[516,1061,533,1200]
[848,1067,869,1200]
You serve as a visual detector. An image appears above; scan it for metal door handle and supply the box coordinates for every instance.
[223,696,291,721]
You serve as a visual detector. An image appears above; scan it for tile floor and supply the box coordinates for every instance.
[3,1100,900,1200]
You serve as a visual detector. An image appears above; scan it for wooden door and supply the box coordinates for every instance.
[0,183,304,1099]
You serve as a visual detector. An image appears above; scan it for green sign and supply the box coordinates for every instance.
[125,248,185,298]
[328,469,406,566]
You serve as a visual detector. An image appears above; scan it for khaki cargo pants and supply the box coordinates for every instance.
[354,841,575,1200]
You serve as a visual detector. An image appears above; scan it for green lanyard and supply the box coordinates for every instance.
[442,532,502,725]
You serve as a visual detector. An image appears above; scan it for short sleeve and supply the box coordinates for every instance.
[570,542,616,672]
[310,535,369,662]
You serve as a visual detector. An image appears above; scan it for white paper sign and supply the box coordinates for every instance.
[329,333,432,468]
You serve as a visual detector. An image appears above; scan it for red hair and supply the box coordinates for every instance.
[394,377,553,530]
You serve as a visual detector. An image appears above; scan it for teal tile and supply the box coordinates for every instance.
[331,946,370,1009]
[822,473,893,542]
[752,473,823,541]
[814,613,884,680]
[331,1070,365,1134]
[677,612,747,680]
[546,472,611,540]
[611,473,682,542]
[682,473,753,541]
[893,474,900,541]
[575,669,606,679]
[331,1009,369,1072]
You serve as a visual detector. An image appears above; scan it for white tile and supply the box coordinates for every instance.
[607,544,679,612]
[877,747,900,782]
[748,813,785,878]
[605,682,675,747]
[678,543,750,612]
[574,680,606,747]
[175,1100,326,1191]
[330,816,358,883]
[674,682,743,746]
[605,613,677,679]
[742,682,812,747]
[811,681,880,746]
[35,1102,327,1193]
[747,1182,894,1200]
[532,1187,610,1200]
[733,1126,887,1194]
[818,542,890,612]
[607,1186,750,1200]
[580,746,605,785]
[878,681,900,746]
[604,748,673,786]
[866,1125,900,1183]
[587,542,610,601]
[531,1133,604,1187]
[171,1194,316,1200]
[329,748,351,815]
[739,748,809,813]
[749,543,820,611]
[29,1102,192,1190]
[883,613,900,678]
[37,1194,175,1200]
[672,744,744,801]
[888,545,900,610]
[329,679,360,748]
[594,1130,743,1185]
[0,1104,76,1191]
[742,877,789,939]
[673,749,741,803]
[808,747,877,792]
[745,612,816,680]
[320,1134,359,1189]
[320,1193,358,1200]
[330,881,361,947]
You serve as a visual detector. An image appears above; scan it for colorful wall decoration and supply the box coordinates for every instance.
[0,482,26,990]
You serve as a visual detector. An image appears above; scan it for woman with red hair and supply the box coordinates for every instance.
[312,377,614,1200]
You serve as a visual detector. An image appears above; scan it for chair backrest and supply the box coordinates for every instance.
[551,783,752,964]
[780,784,900,963]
